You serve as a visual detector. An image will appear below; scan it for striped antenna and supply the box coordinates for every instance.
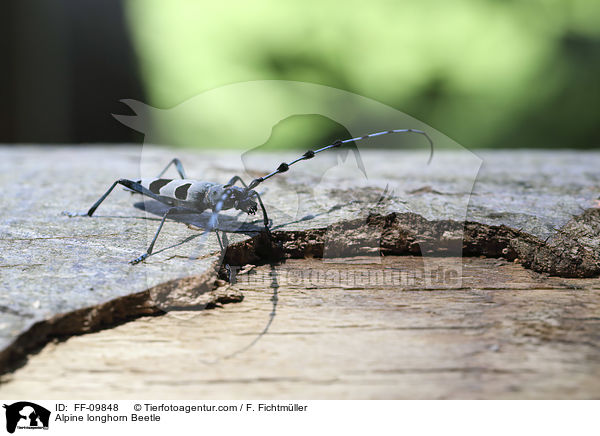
[246,129,433,190]
[190,128,433,260]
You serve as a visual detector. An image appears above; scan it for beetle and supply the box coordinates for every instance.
[68,129,433,264]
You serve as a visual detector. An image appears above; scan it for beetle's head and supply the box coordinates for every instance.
[229,187,258,215]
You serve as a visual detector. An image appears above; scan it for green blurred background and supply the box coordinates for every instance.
[3,0,599,150]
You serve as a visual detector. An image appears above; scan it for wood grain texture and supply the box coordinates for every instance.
[2,257,598,399]
[1,147,599,399]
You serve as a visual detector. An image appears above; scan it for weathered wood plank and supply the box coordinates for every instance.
[1,146,599,398]
[1,257,598,399]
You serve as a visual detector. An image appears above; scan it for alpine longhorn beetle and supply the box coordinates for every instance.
[69,129,433,264]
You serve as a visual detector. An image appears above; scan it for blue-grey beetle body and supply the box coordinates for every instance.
[70,129,433,265]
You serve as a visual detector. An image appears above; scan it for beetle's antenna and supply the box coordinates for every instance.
[246,129,433,190]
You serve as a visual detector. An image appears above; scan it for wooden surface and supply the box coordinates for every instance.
[2,256,599,399]
[1,146,599,399]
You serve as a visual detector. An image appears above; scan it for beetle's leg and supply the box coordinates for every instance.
[189,201,226,261]
[215,230,225,252]
[215,231,238,283]
[225,175,271,231]
[64,179,128,217]
[64,178,173,217]
[129,207,177,265]
[84,180,121,216]
[223,175,245,188]
[255,193,270,231]
[64,179,131,216]
[81,179,171,217]
[157,158,187,179]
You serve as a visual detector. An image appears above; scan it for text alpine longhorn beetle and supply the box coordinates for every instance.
[68,129,433,264]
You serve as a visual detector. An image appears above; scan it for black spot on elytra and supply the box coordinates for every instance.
[175,183,192,200]
[149,178,171,194]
